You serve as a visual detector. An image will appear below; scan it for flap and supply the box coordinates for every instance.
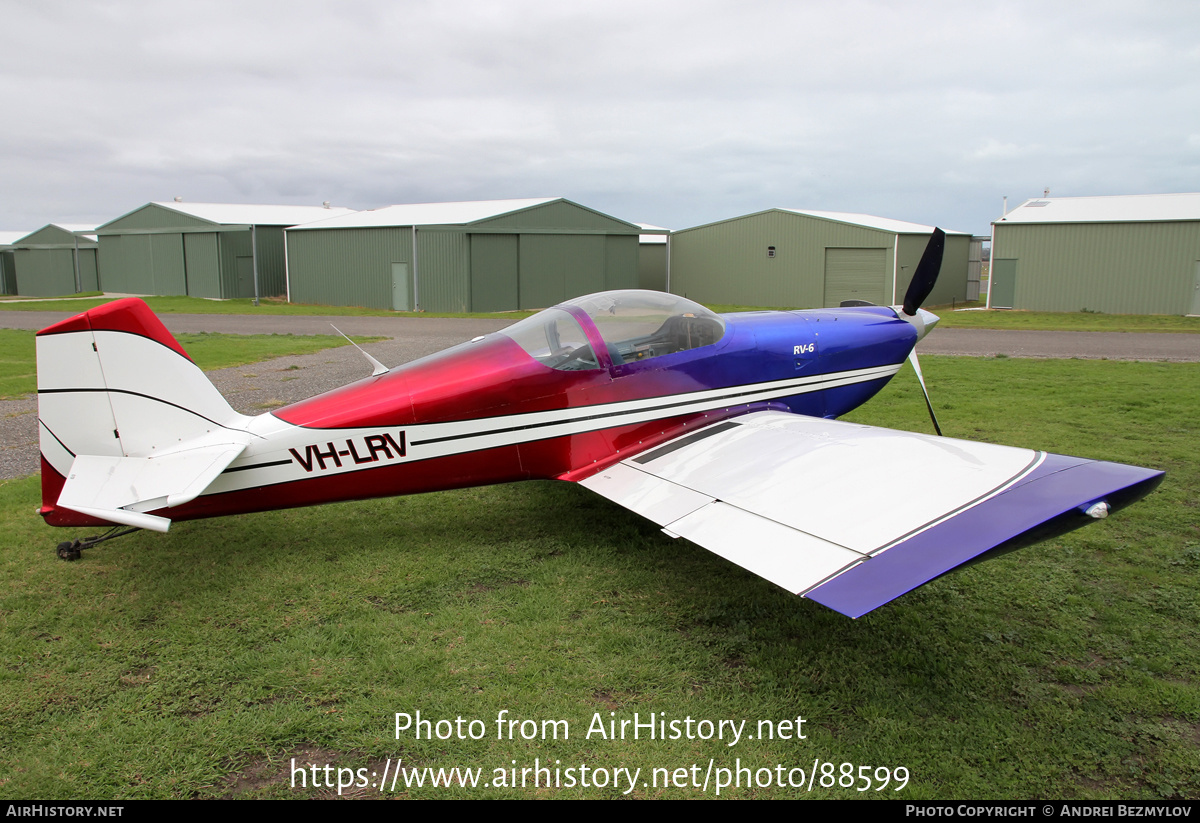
[580,411,1163,617]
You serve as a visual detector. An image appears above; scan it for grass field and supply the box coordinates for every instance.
[0,353,1196,799]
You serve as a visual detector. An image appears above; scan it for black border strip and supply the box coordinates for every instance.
[222,459,293,474]
[866,451,1046,557]
[38,419,77,458]
[633,421,740,464]
[38,387,228,429]
[795,452,1050,597]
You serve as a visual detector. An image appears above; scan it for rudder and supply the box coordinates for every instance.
[37,298,250,528]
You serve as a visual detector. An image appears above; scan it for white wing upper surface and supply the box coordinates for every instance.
[580,411,1162,617]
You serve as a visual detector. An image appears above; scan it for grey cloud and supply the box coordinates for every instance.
[2,0,1198,235]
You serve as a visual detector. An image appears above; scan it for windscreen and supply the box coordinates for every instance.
[497,308,600,370]
[564,291,725,365]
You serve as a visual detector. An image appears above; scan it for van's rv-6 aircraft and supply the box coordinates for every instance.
[35,230,1163,618]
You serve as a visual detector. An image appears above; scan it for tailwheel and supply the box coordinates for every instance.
[54,527,141,561]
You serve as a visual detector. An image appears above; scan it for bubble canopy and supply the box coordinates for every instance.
[499,290,727,371]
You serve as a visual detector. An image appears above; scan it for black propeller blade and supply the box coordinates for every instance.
[901,227,945,316]
[899,227,946,436]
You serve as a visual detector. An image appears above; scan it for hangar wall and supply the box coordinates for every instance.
[287,228,638,312]
[286,227,412,309]
[10,225,98,297]
[670,211,890,307]
[13,249,94,296]
[285,199,640,312]
[991,221,1200,314]
[97,204,325,299]
[670,210,968,309]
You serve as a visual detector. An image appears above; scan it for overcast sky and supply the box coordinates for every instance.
[3,0,1198,237]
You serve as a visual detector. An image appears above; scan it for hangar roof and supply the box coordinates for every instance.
[637,223,669,244]
[0,231,32,247]
[45,223,97,234]
[995,193,1200,224]
[149,202,357,226]
[290,198,561,230]
[785,209,970,235]
[13,224,98,246]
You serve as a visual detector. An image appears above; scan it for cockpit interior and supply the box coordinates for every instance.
[499,291,726,371]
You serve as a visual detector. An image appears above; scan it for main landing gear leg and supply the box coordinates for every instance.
[56,527,141,561]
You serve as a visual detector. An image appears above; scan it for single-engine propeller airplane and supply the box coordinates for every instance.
[35,230,1163,617]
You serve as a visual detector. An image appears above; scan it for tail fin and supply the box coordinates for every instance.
[37,299,252,530]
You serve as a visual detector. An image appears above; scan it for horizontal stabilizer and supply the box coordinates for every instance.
[54,505,172,533]
[580,411,1163,618]
[56,440,248,533]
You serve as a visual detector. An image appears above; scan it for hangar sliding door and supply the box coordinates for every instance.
[102,234,187,295]
[519,235,605,309]
[150,234,187,295]
[470,234,519,312]
[14,249,76,296]
[0,252,14,294]
[823,248,887,307]
[76,249,98,292]
[183,233,220,298]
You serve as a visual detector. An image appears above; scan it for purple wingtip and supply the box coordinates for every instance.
[806,456,1164,618]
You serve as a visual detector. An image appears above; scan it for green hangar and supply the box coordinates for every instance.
[668,209,971,309]
[0,231,32,295]
[94,202,355,299]
[7,224,99,297]
[990,193,1200,315]
[284,198,643,312]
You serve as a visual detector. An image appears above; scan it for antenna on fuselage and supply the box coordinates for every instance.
[330,325,389,376]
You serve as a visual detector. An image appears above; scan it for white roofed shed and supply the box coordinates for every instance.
[990,193,1200,314]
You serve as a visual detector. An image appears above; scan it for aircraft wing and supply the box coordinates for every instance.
[579,411,1163,618]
